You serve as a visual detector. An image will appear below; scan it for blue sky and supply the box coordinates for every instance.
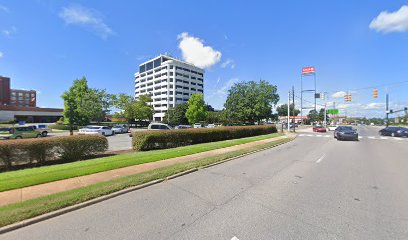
[1,0,408,118]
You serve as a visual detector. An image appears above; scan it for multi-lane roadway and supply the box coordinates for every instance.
[1,126,407,240]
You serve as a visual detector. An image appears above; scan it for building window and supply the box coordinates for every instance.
[146,61,153,71]
[170,65,174,69]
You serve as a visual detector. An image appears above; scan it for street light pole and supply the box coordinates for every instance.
[287,91,290,132]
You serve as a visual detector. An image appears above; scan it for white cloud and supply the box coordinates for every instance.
[59,4,113,39]
[213,78,239,97]
[369,5,408,33]
[2,26,17,37]
[331,91,347,98]
[221,59,235,69]
[0,52,3,58]
[364,102,385,110]
[177,32,222,69]
[0,5,9,13]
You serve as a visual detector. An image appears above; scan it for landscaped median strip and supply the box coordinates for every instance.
[0,135,294,230]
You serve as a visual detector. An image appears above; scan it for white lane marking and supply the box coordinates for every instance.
[299,134,306,136]
[368,136,375,139]
[316,134,322,137]
[393,137,403,141]
[323,135,330,138]
[316,154,326,164]
[231,236,240,240]
[306,134,313,137]
[380,137,388,140]
[358,136,363,139]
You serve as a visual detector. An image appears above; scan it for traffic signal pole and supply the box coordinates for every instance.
[386,93,389,127]
[287,91,290,132]
[292,86,295,132]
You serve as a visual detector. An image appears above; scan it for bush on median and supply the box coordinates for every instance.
[0,135,108,170]
[132,125,277,151]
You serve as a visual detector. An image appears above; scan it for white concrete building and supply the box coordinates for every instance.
[134,55,204,122]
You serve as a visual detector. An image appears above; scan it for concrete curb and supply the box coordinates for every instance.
[0,136,295,235]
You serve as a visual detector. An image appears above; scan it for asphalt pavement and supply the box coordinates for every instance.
[1,126,407,240]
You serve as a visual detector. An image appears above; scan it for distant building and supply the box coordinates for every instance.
[134,55,204,122]
[279,116,308,124]
[0,76,62,123]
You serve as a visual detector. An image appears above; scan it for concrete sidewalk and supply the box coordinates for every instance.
[0,135,291,207]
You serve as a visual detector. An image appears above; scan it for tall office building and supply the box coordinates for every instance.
[0,76,11,105]
[134,55,204,121]
[0,76,36,107]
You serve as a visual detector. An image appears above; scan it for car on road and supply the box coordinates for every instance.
[312,126,327,132]
[379,127,408,137]
[334,126,358,141]
[206,124,216,128]
[327,125,338,131]
[193,123,202,128]
[148,123,172,130]
[0,126,42,139]
[111,124,129,134]
[79,126,114,136]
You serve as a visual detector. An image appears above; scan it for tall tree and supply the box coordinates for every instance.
[113,94,154,122]
[163,103,189,126]
[185,93,207,125]
[225,80,279,124]
[62,77,114,130]
[276,104,300,117]
[307,109,319,123]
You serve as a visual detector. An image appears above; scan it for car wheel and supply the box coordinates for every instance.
[37,134,42,138]
[102,132,105,136]
[15,136,22,139]
[391,133,395,137]
[42,131,48,137]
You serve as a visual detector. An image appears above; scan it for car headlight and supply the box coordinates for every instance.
[397,130,402,133]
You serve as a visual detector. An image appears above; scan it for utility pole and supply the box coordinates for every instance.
[292,86,295,132]
[386,93,389,127]
[324,102,327,127]
[287,91,290,132]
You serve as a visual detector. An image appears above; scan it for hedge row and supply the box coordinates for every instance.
[132,125,277,151]
[0,135,108,169]
[49,124,79,130]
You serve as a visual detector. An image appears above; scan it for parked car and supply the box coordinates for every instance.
[312,126,327,132]
[193,123,202,128]
[206,124,216,128]
[111,124,129,134]
[28,124,52,137]
[79,126,114,136]
[174,125,192,129]
[334,126,358,141]
[0,126,42,139]
[148,123,172,130]
[379,127,408,137]
[327,125,338,131]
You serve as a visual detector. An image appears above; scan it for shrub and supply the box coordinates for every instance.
[132,125,277,151]
[49,124,79,130]
[0,135,108,169]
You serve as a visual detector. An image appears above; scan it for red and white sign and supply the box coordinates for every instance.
[302,66,315,74]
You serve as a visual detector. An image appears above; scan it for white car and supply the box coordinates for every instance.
[111,124,129,134]
[327,125,338,131]
[79,126,114,136]
[193,123,202,128]
[206,124,216,128]
[147,123,172,130]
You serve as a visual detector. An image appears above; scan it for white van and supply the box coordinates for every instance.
[148,123,172,130]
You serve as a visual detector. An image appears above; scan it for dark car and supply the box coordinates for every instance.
[379,127,408,137]
[334,126,358,141]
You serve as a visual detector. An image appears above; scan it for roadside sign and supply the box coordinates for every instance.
[302,66,315,75]
[327,109,339,114]
[18,121,26,125]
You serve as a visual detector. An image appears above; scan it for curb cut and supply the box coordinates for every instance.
[0,136,295,235]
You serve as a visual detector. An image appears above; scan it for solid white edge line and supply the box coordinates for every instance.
[316,154,326,163]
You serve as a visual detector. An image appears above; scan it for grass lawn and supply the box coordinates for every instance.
[0,133,283,192]
[0,137,292,228]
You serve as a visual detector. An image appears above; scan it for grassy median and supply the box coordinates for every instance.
[0,137,292,228]
[0,133,283,192]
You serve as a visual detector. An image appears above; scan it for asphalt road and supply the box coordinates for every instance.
[2,126,408,240]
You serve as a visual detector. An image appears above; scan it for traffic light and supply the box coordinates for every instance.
[344,93,352,102]
[373,88,378,98]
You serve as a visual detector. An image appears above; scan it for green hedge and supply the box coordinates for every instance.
[0,135,108,170]
[132,125,277,151]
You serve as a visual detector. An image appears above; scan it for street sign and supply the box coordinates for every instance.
[327,109,339,114]
[314,93,321,99]
[302,66,315,75]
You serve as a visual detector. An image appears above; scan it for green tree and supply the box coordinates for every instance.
[225,80,279,124]
[206,111,226,124]
[307,109,319,123]
[164,103,189,126]
[276,104,300,117]
[113,94,154,122]
[185,93,207,125]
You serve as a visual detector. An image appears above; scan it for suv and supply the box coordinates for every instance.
[0,126,42,140]
[148,123,172,130]
[30,124,52,137]
[193,123,202,128]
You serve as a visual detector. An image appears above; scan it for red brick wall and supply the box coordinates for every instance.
[0,77,11,105]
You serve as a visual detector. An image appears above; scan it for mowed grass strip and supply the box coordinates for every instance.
[0,137,292,228]
[0,133,282,192]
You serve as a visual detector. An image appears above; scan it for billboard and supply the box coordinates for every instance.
[302,66,315,75]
